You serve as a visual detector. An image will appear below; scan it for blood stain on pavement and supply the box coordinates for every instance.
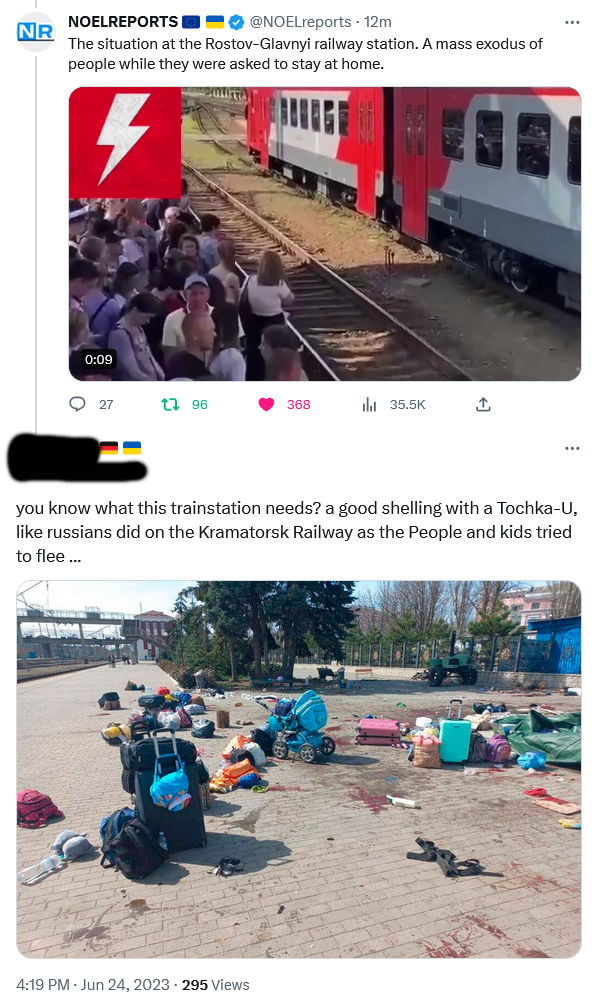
[348,787,388,814]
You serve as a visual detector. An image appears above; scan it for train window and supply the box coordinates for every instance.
[269,98,275,124]
[517,113,551,178]
[339,100,349,137]
[300,99,308,130]
[568,116,581,185]
[290,98,298,128]
[416,105,425,155]
[311,99,320,132]
[367,101,373,142]
[324,100,335,135]
[281,98,288,126]
[405,105,413,154]
[359,104,365,142]
[442,109,464,160]
[475,111,503,169]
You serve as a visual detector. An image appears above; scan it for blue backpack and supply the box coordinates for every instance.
[173,691,192,706]
[99,807,136,865]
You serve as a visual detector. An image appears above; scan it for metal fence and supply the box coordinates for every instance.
[282,629,581,676]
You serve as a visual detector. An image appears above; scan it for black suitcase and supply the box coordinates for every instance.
[122,752,210,797]
[134,761,207,853]
[120,728,198,797]
[120,732,197,772]
[138,694,165,711]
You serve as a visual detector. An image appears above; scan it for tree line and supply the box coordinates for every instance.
[161,581,580,681]
[354,581,580,644]
[163,581,356,681]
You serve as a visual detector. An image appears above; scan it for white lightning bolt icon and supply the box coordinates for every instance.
[97,93,151,185]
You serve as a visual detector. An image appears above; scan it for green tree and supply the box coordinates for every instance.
[195,581,278,678]
[270,581,356,678]
[389,611,420,643]
[195,582,268,681]
[166,581,356,682]
[469,600,520,638]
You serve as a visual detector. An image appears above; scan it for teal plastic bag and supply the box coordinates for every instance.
[517,751,547,770]
[150,764,191,811]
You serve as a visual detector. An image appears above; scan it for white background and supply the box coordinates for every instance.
[3,0,591,994]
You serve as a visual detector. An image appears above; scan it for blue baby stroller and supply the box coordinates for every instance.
[267,690,336,763]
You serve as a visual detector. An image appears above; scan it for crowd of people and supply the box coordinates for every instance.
[68,185,306,382]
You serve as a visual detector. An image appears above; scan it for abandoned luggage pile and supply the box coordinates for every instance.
[350,699,524,776]
[94,683,218,878]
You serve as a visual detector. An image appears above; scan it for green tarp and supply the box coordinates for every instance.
[495,710,581,767]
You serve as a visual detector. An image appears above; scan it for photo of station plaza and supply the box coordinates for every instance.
[18,580,580,958]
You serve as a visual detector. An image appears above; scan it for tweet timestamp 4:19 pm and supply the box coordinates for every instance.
[16,978,251,992]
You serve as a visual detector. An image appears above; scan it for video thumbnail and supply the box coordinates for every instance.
[69,87,581,383]
[18,580,580,958]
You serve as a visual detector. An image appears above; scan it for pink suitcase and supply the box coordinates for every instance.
[356,718,400,746]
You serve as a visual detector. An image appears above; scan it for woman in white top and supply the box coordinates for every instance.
[241,250,294,380]
[209,240,240,306]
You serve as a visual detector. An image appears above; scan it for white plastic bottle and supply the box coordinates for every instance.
[17,854,63,885]
[386,795,417,808]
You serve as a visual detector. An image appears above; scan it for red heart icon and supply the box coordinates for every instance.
[259,398,275,412]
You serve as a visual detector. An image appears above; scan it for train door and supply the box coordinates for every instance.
[401,89,428,240]
[259,93,271,167]
[356,92,377,217]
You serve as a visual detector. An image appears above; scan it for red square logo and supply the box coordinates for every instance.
[69,87,182,198]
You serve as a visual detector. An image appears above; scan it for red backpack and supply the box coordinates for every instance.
[486,735,512,764]
[17,790,63,829]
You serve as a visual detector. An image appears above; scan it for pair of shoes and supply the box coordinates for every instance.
[251,784,269,793]
[406,838,437,862]
[210,857,245,877]
[406,838,504,880]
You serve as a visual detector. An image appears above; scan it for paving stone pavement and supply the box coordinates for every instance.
[17,663,581,959]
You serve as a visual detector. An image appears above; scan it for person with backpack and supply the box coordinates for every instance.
[107,293,165,381]
[83,262,140,345]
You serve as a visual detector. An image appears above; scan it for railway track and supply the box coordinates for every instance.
[17,662,104,683]
[193,102,249,161]
[183,161,472,382]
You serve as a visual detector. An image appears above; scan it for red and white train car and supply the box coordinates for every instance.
[246,87,385,217]
[246,87,581,308]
